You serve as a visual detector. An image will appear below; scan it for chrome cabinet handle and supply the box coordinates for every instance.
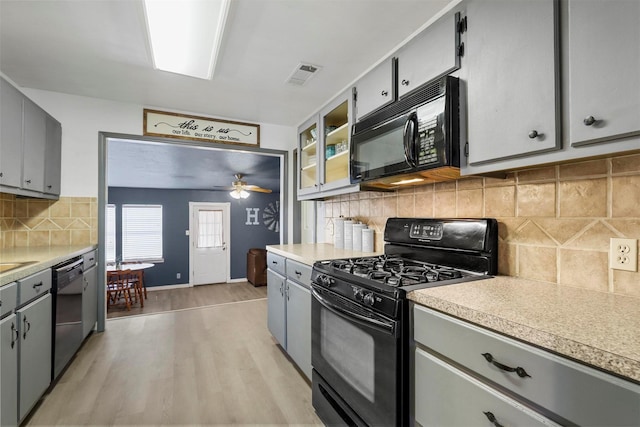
[583,115,596,126]
[295,270,302,276]
[528,130,541,139]
[401,79,410,86]
[25,179,32,184]
[33,281,43,289]
[482,352,531,378]
[381,90,388,96]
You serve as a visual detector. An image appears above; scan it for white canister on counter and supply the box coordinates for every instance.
[362,228,375,252]
[334,217,345,249]
[352,224,366,251]
[343,220,354,250]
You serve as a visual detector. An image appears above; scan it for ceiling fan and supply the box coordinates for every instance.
[222,173,272,199]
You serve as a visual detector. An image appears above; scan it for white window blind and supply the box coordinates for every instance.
[105,204,116,263]
[197,209,223,248]
[122,204,163,262]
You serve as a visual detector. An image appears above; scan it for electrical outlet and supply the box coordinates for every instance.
[610,238,638,272]
[176,272,181,279]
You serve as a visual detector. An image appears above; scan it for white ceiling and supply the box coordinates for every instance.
[0,0,452,190]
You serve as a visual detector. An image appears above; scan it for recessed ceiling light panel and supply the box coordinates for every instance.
[143,0,230,80]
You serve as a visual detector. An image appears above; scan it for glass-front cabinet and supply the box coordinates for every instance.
[297,89,358,200]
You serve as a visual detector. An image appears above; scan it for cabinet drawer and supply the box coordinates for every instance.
[415,347,558,427]
[0,282,18,317]
[286,259,312,288]
[413,305,640,426]
[18,269,51,306]
[83,250,97,270]
[267,252,286,276]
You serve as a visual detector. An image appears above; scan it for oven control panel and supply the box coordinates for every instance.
[409,222,443,240]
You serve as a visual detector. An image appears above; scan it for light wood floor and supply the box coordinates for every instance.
[107,281,268,319]
[27,296,322,426]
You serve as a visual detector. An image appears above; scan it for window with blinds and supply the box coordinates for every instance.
[105,204,116,263]
[122,204,163,262]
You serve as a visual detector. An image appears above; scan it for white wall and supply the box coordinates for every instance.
[22,88,298,242]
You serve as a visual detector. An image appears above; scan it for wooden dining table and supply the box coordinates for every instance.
[106,263,154,303]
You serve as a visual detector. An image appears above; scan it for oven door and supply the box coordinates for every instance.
[311,285,400,427]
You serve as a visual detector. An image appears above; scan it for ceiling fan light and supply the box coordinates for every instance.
[229,189,250,199]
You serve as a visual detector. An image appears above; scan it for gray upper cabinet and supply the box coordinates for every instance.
[21,99,47,193]
[0,78,23,189]
[464,0,560,165]
[396,11,461,99]
[44,114,62,195]
[354,57,396,121]
[568,0,640,147]
[0,77,61,199]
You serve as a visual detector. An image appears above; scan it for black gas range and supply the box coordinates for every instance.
[310,217,498,427]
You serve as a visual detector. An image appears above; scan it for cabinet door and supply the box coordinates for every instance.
[21,99,47,192]
[414,348,559,427]
[355,57,396,121]
[267,269,286,348]
[298,115,320,198]
[82,265,98,338]
[18,294,52,422]
[1,314,19,427]
[43,114,62,195]
[465,0,560,164]
[0,78,23,189]
[320,91,353,193]
[568,0,640,146]
[285,279,311,380]
[396,11,460,99]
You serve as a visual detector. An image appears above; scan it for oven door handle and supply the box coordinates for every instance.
[312,289,396,337]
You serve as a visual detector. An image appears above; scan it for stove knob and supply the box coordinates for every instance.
[320,275,334,287]
[353,288,364,301]
[363,293,375,307]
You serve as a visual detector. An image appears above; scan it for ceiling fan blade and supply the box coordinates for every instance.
[245,185,272,193]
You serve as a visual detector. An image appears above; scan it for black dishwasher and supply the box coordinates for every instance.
[51,257,84,381]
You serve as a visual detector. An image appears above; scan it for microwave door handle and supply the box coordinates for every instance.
[312,289,396,336]
[403,113,418,167]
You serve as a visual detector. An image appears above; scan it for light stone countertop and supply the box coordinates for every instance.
[0,245,97,286]
[408,276,640,383]
[266,243,383,266]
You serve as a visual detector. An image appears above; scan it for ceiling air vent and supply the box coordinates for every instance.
[286,62,322,86]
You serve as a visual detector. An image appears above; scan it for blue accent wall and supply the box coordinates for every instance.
[108,187,280,287]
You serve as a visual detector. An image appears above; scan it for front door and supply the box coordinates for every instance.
[189,202,230,285]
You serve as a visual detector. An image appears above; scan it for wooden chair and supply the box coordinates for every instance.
[106,270,141,310]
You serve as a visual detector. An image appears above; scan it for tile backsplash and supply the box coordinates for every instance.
[0,194,97,248]
[323,153,640,298]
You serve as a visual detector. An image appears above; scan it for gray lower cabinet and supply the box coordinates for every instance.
[267,268,287,347]
[1,313,19,427]
[82,264,98,338]
[266,252,312,381]
[82,250,98,339]
[17,293,52,422]
[412,304,640,426]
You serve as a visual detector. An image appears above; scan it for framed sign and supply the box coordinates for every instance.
[143,109,260,147]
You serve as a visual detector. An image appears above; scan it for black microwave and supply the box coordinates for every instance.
[351,76,460,184]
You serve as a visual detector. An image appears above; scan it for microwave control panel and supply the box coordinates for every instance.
[416,96,446,166]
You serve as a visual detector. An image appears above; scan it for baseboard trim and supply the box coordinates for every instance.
[147,283,191,291]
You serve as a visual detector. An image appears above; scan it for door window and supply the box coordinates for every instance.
[197,209,223,248]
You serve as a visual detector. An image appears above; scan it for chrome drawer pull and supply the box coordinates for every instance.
[481,352,531,378]
[483,411,504,427]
